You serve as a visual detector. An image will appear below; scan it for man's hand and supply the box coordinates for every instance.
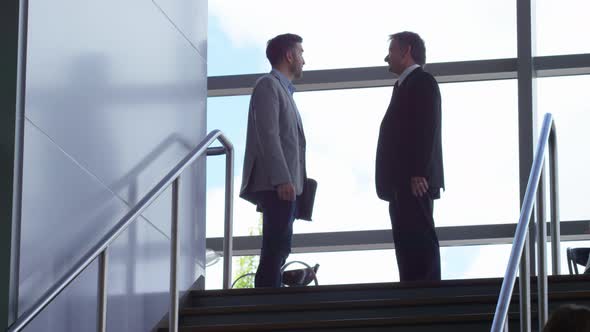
[411,177,429,197]
[277,183,296,201]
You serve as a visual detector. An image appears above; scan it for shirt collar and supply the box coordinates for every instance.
[271,69,296,95]
[396,64,421,86]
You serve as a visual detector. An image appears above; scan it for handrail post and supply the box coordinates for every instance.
[222,145,234,290]
[549,125,560,275]
[519,234,532,332]
[491,114,558,332]
[97,250,108,332]
[169,179,180,332]
[536,171,548,328]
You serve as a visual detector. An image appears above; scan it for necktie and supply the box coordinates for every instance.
[390,80,400,103]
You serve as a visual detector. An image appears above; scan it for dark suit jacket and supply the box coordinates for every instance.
[375,67,444,201]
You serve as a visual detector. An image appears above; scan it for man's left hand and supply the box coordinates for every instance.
[411,177,429,197]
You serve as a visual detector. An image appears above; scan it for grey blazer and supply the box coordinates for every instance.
[239,71,307,204]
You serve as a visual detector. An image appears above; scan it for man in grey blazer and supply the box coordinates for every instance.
[239,33,307,288]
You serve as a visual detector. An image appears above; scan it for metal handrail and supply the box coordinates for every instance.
[7,130,234,332]
[491,113,560,332]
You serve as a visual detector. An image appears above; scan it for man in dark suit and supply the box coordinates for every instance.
[240,34,307,288]
[375,31,445,282]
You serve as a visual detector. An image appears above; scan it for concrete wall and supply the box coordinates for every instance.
[18,0,207,330]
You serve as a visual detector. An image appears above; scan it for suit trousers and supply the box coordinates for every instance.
[389,190,441,282]
[255,191,297,288]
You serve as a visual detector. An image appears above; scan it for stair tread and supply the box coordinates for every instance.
[169,275,590,331]
[192,274,590,298]
[191,278,504,298]
[182,289,590,316]
[189,276,590,307]
[166,312,521,332]
[183,294,504,315]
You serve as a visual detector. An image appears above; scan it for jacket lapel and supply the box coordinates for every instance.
[270,71,306,140]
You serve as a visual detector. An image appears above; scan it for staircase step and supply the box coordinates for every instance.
[181,295,502,326]
[155,275,590,331]
[189,275,590,308]
[190,278,503,307]
[183,294,503,316]
[176,290,590,327]
[158,313,521,332]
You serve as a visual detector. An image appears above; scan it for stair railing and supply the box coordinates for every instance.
[7,130,234,332]
[491,113,561,332]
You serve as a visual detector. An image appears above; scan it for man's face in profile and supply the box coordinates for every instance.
[385,39,405,76]
[289,43,305,79]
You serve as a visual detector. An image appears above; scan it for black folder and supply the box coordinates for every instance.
[295,178,317,221]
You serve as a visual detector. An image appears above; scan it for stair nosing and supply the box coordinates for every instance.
[182,294,503,315]
[182,290,590,316]
[192,274,590,298]
[172,312,522,331]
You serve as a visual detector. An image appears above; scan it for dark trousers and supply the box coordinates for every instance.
[255,191,297,288]
[389,190,441,282]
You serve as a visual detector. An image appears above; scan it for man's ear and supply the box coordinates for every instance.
[285,50,294,64]
[404,45,413,60]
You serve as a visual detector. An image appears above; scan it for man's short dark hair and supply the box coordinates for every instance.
[390,31,426,66]
[266,33,303,67]
[543,304,590,332]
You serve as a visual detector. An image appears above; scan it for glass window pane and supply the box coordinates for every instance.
[295,81,519,234]
[208,0,516,76]
[205,256,259,290]
[538,75,590,222]
[443,244,510,280]
[288,245,514,284]
[207,80,520,237]
[204,244,515,289]
[537,0,590,56]
[206,96,261,238]
[434,80,520,227]
[205,238,590,289]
